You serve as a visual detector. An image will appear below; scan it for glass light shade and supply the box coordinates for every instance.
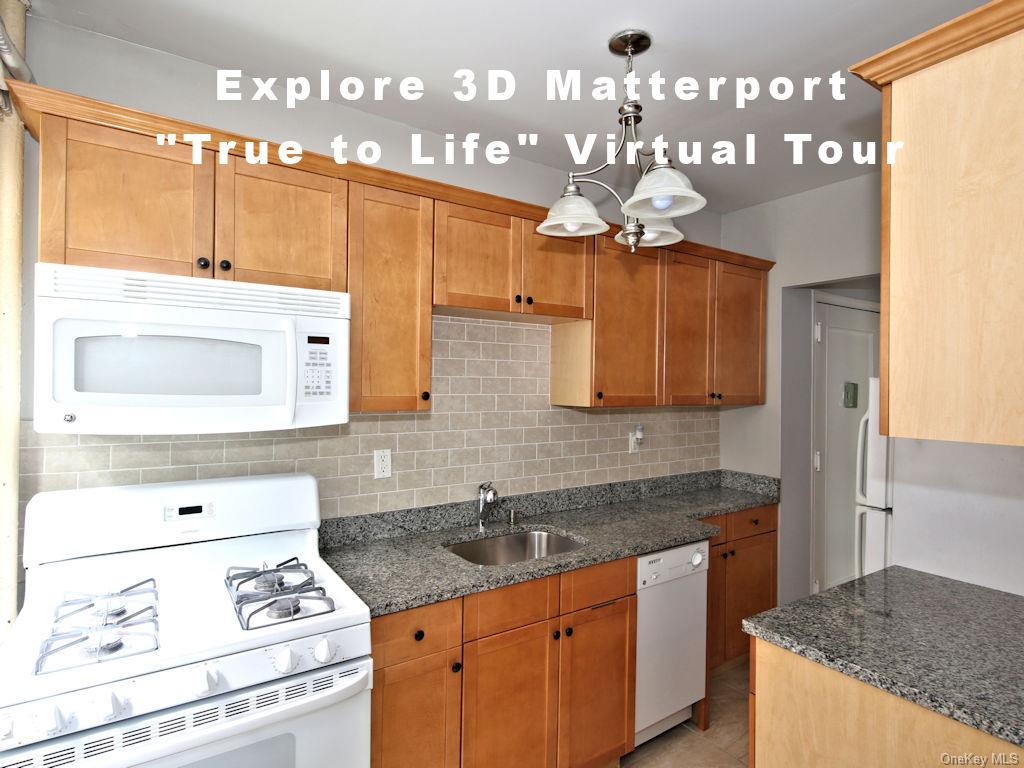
[621,165,707,219]
[615,218,684,248]
[536,192,609,237]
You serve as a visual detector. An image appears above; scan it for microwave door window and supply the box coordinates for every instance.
[74,335,263,396]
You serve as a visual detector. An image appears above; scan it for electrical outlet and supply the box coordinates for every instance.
[373,449,392,479]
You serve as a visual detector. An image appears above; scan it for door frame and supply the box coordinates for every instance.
[809,291,880,593]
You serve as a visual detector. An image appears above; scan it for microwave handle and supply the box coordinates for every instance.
[284,317,298,425]
[85,668,369,768]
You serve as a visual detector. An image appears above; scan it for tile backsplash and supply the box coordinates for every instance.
[18,315,719,571]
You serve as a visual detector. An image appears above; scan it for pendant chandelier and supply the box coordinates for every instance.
[537,30,706,252]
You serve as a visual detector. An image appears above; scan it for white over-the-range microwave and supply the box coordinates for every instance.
[33,263,350,435]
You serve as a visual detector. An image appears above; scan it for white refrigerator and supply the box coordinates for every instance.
[854,377,894,577]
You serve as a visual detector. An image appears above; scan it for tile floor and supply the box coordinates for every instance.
[624,660,750,767]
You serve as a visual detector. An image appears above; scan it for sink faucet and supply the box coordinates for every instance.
[477,482,498,533]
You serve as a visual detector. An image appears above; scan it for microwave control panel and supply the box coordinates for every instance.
[300,334,337,401]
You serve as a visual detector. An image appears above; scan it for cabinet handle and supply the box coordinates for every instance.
[219,259,232,271]
[196,257,211,270]
[729,550,736,557]
[752,518,760,526]
[413,629,425,641]
[716,393,724,400]
[552,630,561,640]
[451,662,462,673]
[596,391,604,401]
[515,294,522,304]
[565,627,573,637]
[421,391,431,401]
[526,296,534,305]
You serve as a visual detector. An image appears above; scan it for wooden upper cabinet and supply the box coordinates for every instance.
[371,648,462,768]
[592,236,663,407]
[39,116,213,276]
[433,203,522,312]
[713,261,766,405]
[557,596,637,768]
[462,620,560,768]
[522,223,594,319]
[348,183,433,412]
[215,157,347,289]
[662,252,716,405]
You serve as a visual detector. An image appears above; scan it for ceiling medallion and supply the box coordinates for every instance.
[537,30,706,252]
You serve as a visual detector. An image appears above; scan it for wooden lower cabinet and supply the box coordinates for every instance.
[371,647,463,768]
[461,619,561,768]
[557,596,636,768]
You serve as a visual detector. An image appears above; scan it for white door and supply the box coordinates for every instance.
[812,300,879,591]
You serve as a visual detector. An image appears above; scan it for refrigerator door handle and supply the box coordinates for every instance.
[855,411,870,505]
[854,507,866,578]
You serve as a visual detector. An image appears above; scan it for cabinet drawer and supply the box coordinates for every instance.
[727,505,777,542]
[371,599,462,668]
[704,514,729,546]
[559,558,636,613]
[463,576,560,642]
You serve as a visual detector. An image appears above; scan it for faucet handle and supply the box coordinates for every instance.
[479,482,498,504]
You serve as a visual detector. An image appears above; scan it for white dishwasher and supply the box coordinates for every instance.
[635,540,709,745]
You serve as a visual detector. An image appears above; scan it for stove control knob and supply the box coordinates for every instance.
[690,551,704,568]
[273,647,298,675]
[104,692,129,722]
[313,638,335,664]
[47,705,69,736]
[195,666,220,698]
[0,717,13,741]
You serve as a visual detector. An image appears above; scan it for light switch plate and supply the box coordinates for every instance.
[373,449,392,479]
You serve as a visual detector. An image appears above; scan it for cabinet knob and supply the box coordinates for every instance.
[515,294,522,304]
[196,257,211,270]
[421,391,431,401]
[451,662,462,673]
[219,259,232,271]
[596,391,604,401]
[565,627,573,637]
[729,550,736,557]
[709,392,716,399]
[716,393,724,400]
[526,296,534,305]
[721,552,729,559]
[413,629,425,641]
[752,518,760,526]
[552,630,561,640]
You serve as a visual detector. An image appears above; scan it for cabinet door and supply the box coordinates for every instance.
[662,252,716,405]
[592,237,662,407]
[713,261,767,405]
[724,531,777,661]
[522,223,594,319]
[371,648,462,768]
[433,202,522,312]
[707,542,727,670]
[215,157,347,289]
[39,116,213,276]
[462,619,560,768]
[557,596,636,768]
[348,184,433,412]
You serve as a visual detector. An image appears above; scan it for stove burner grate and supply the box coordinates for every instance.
[225,558,335,630]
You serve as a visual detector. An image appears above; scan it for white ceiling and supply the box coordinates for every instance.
[28,0,983,212]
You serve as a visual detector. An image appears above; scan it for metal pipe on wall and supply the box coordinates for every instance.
[0,0,27,637]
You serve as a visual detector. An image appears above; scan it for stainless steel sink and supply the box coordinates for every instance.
[445,530,584,566]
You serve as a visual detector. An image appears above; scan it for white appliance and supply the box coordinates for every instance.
[0,474,372,768]
[634,540,708,746]
[34,263,349,435]
[854,377,895,577]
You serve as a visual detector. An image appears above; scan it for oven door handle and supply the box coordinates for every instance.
[88,668,369,768]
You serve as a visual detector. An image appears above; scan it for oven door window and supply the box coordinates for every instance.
[52,319,288,407]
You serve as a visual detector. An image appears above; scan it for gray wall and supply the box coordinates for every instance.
[721,171,1024,601]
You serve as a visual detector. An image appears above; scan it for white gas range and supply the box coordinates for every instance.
[0,474,372,768]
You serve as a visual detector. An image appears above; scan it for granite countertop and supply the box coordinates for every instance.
[323,484,775,617]
[743,566,1024,747]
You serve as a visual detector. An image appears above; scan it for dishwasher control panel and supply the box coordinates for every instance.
[636,540,710,588]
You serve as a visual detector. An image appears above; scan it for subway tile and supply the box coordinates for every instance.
[78,469,141,489]
[479,445,510,464]
[319,497,341,519]
[19,448,42,475]
[479,342,510,360]
[319,475,362,498]
[339,494,380,516]
[495,326,524,343]
[415,486,449,507]
[338,455,373,476]
[19,425,77,448]
[508,476,537,495]
[360,475,397,494]
[111,443,170,469]
[379,415,418,434]
[449,413,481,431]
[380,490,417,512]
[432,431,465,450]
[249,460,297,476]
[197,463,249,480]
[19,472,77,500]
[433,358,466,377]
[318,436,360,457]
[224,439,275,463]
[170,441,225,466]
[450,377,482,395]
[432,466,465,486]
[396,469,433,491]
[79,434,141,445]
[480,377,511,395]
[397,432,433,453]
[450,341,481,359]
[510,444,537,461]
[465,359,497,377]
[465,429,496,447]
[45,446,110,473]
[465,324,497,342]
[415,450,449,469]
[359,434,398,453]
[295,457,341,478]
[141,465,197,484]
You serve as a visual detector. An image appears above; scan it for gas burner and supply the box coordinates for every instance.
[85,631,125,656]
[266,596,301,619]
[54,578,158,629]
[225,558,335,630]
[36,605,159,675]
